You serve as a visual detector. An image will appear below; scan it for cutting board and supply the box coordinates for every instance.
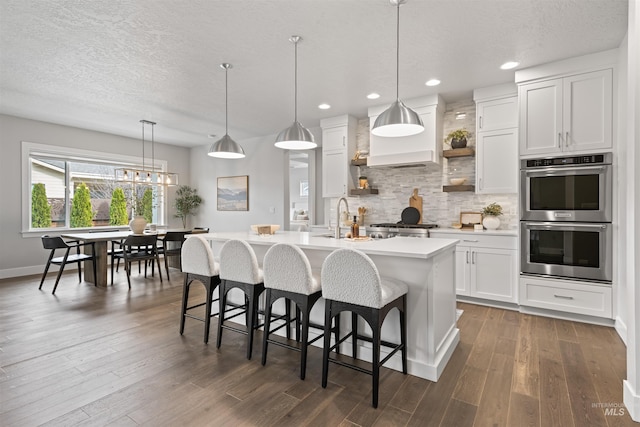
[409,188,423,224]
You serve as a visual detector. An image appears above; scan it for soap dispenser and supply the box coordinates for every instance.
[350,216,359,238]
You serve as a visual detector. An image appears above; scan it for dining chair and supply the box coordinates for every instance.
[112,234,162,288]
[39,235,97,294]
[320,248,408,408]
[158,231,188,277]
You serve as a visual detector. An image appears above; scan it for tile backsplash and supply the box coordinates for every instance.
[324,99,518,230]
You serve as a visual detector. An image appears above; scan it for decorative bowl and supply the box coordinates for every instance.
[451,222,463,229]
[250,224,280,235]
[449,178,466,186]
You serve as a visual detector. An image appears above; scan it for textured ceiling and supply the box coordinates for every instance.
[0,0,629,147]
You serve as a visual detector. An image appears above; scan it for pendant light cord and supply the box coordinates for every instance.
[395,1,400,101]
[225,66,229,134]
[294,39,298,122]
[141,120,146,172]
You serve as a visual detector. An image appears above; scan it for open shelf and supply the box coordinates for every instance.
[443,147,475,158]
[350,188,379,196]
[443,185,475,192]
[351,158,368,166]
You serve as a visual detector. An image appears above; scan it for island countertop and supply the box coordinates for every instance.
[193,230,458,260]
[195,230,460,382]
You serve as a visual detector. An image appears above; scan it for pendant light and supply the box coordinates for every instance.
[275,36,316,150]
[208,63,246,159]
[371,0,424,137]
[115,120,179,185]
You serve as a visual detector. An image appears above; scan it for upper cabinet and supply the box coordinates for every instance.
[321,115,357,198]
[474,84,518,194]
[518,68,613,157]
[367,95,444,167]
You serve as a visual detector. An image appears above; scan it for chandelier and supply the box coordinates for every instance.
[114,120,179,186]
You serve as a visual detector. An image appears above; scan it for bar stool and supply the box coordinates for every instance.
[216,239,270,360]
[320,248,408,408]
[180,235,220,343]
[261,243,340,380]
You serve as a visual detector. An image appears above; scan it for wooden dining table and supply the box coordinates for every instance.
[61,229,193,287]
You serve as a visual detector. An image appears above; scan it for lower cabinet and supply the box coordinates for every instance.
[434,232,518,304]
[519,275,612,318]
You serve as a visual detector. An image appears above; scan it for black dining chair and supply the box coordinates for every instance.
[112,234,162,288]
[39,235,97,294]
[157,231,188,277]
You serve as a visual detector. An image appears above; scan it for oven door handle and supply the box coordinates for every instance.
[523,222,608,229]
[524,165,605,176]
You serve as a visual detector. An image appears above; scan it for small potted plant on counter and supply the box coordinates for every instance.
[481,202,503,230]
[445,128,471,149]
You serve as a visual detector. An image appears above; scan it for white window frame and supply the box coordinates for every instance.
[21,141,169,235]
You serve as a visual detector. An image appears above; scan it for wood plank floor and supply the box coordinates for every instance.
[0,269,635,426]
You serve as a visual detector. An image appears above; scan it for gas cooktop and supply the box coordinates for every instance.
[369,223,439,229]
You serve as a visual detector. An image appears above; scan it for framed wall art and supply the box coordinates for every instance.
[217,175,248,211]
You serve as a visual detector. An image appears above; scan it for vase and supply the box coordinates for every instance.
[482,215,500,230]
[451,137,467,149]
[129,216,147,234]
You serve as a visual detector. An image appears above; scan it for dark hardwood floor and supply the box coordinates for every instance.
[0,268,635,426]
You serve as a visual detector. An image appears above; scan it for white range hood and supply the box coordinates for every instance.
[367,94,444,167]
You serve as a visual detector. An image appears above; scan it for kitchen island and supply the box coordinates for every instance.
[196,231,459,382]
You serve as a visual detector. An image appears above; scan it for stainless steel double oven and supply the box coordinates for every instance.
[520,153,612,283]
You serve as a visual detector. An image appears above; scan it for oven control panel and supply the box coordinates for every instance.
[523,153,610,168]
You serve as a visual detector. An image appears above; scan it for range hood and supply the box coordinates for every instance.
[367,95,444,167]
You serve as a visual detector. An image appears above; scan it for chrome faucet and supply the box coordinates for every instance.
[335,197,349,239]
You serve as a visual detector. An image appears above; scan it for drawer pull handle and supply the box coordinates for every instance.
[554,294,574,300]
[463,240,479,242]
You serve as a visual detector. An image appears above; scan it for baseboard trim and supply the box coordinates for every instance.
[615,316,628,345]
[624,380,640,422]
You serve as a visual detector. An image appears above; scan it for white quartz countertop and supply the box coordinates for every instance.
[430,228,518,237]
[195,231,458,260]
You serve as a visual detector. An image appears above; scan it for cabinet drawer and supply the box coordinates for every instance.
[432,232,517,250]
[519,276,612,318]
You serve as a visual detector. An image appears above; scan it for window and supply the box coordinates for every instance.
[22,142,168,232]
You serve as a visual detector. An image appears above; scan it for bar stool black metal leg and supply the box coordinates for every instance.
[180,280,190,335]
[401,295,408,374]
[261,289,274,366]
[371,310,381,409]
[203,279,214,343]
[352,312,358,358]
[216,282,228,349]
[321,300,333,389]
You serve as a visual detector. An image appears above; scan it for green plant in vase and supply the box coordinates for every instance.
[481,202,503,230]
[445,128,471,149]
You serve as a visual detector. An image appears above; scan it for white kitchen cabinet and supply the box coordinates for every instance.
[476,96,518,132]
[432,231,518,304]
[473,88,518,194]
[321,115,357,198]
[519,68,612,157]
[519,275,612,318]
[476,128,518,193]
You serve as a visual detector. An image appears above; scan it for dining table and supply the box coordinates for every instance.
[60,228,193,287]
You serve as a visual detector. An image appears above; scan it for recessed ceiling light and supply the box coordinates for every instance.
[367,93,380,99]
[425,79,441,87]
[500,61,519,70]
[318,103,331,110]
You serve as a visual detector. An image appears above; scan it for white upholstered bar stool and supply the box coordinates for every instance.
[216,239,268,360]
[179,236,221,343]
[261,243,340,380]
[320,248,408,408]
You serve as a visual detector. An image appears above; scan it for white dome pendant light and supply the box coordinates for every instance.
[371,0,424,137]
[208,63,246,159]
[275,36,316,150]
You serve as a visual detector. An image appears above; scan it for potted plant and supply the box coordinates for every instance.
[445,128,471,149]
[174,185,203,229]
[481,202,503,230]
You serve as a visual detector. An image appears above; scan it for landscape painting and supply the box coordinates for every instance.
[217,175,248,211]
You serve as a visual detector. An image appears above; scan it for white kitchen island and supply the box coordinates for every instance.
[195,231,459,382]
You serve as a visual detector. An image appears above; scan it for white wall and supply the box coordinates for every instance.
[623,0,640,421]
[189,134,288,232]
[0,114,191,278]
